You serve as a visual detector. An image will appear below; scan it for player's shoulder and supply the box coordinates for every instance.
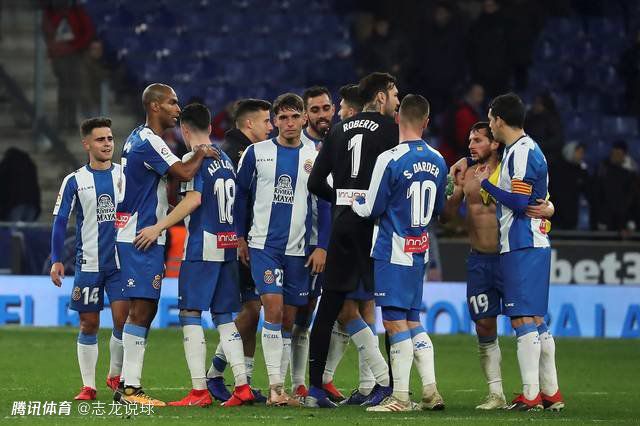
[182,151,195,162]
[61,168,82,188]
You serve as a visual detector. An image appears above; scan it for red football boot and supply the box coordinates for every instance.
[222,384,256,407]
[106,375,120,392]
[74,386,97,400]
[322,381,345,402]
[293,384,308,398]
[507,393,543,411]
[542,390,565,411]
[168,389,212,407]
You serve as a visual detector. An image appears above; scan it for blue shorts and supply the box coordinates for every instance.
[249,247,309,306]
[70,268,127,312]
[500,247,551,317]
[374,260,424,311]
[178,260,241,313]
[345,280,374,301]
[117,242,165,300]
[240,284,261,304]
[466,252,503,321]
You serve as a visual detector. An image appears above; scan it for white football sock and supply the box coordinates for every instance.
[538,324,559,396]
[346,319,389,387]
[515,324,541,400]
[390,331,413,402]
[206,342,227,379]
[280,331,292,385]
[322,321,350,384]
[245,356,255,385]
[77,332,98,389]
[358,351,376,395]
[478,337,503,395]
[181,317,207,390]
[262,322,283,385]
[410,327,436,388]
[108,330,124,378]
[290,325,310,389]
[122,324,147,388]
[218,321,247,386]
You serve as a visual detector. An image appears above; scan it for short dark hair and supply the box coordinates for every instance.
[489,92,526,128]
[272,93,304,115]
[358,72,397,105]
[233,98,271,126]
[399,94,430,123]
[470,121,495,140]
[80,117,112,137]
[339,84,363,112]
[302,86,332,109]
[180,103,211,132]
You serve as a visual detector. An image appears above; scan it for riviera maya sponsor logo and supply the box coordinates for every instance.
[273,174,294,204]
[96,194,116,223]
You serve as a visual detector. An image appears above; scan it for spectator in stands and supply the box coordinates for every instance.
[80,39,109,117]
[355,17,405,80]
[503,0,544,90]
[0,147,41,221]
[42,0,94,131]
[549,142,590,230]
[593,140,638,234]
[619,30,640,116]
[211,101,235,142]
[466,0,512,99]
[525,92,565,165]
[410,1,466,114]
[446,83,485,160]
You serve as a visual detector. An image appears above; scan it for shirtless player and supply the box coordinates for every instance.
[442,122,554,409]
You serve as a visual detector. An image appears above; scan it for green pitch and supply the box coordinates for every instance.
[1,327,639,424]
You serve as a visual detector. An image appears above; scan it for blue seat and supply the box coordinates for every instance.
[601,116,639,137]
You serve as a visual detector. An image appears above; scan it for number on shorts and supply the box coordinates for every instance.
[82,287,99,305]
[274,268,284,288]
[469,293,489,315]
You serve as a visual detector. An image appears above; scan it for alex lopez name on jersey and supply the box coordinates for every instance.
[403,161,440,179]
[207,158,234,176]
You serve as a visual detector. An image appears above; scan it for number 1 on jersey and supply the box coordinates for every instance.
[348,134,363,178]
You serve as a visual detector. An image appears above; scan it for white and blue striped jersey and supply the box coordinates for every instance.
[180,150,237,262]
[497,135,550,253]
[301,129,332,248]
[352,140,447,266]
[53,164,122,272]
[116,125,180,245]
[235,138,319,256]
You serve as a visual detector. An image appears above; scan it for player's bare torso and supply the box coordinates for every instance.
[461,164,499,254]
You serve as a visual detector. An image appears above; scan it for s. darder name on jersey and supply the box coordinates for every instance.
[403,161,440,179]
[343,119,379,132]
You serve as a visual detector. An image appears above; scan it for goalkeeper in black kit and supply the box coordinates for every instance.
[305,72,400,408]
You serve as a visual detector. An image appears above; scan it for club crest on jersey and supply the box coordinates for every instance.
[127,278,135,288]
[273,174,294,204]
[152,274,162,290]
[96,194,116,223]
[303,159,313,174]
[264,270,275,284]
[72,286,81,301]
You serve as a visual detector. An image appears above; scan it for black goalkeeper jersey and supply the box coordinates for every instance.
[308,111,399,224]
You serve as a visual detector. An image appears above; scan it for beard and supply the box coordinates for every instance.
[309,119,331,137]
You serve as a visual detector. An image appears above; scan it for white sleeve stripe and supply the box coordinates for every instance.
[356,150,394,216]
[52,173,76,217]
[145,131,180,167]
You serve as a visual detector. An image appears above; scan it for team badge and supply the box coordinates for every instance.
[304,159,313,174]
[152,274,162,290]
[264,270,275,284]
[72,286,81,301]
[127,278,135,288]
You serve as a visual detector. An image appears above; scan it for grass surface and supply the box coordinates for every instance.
[1,327,639,424]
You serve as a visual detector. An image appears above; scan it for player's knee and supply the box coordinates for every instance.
[263,305,283,325]
[359,300,376,324]
[381,307,408,334]
[475,318,497,338]
[79,315,99,335]
[212,313,233,328]
[338,300,359,324]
